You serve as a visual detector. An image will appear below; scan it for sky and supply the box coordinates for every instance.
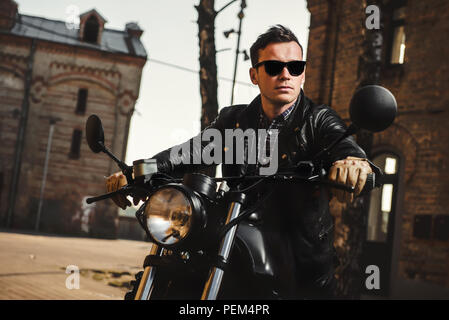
[15,0,311,164]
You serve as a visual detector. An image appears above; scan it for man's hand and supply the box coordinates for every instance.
[105,171,131,209]
[328,156,373,204]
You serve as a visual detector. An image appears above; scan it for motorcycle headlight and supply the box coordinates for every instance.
[144,186,200,247]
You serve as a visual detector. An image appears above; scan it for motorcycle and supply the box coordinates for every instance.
[85,85,397,300]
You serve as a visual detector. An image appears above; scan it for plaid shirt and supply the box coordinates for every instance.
[256,94,301,171]
[258,99,297,131]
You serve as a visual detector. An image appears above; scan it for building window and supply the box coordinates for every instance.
[367,153,400,242]
[413,215,432,239]
[76,88,88,114]
[413,214,449,241]
[433,215,449,241]
[69,129,82,159]
[83,15,99,43]
[389,5,406,65]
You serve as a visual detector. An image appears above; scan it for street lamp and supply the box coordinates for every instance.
[223,29,235,38]
[35,116,62,231]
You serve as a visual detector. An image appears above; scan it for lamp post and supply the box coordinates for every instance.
[35,116,62,231]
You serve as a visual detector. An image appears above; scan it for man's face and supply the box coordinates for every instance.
[250,41,305,107]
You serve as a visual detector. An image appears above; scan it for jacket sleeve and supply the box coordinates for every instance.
[313,105,367,170]
[150,107,233,176]
[315,106,385,193]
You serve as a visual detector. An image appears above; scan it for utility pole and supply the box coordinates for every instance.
[35,117,61,231]
[230,0,247,105]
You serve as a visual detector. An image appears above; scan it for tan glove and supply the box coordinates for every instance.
[105,171,131,209]
[328,156,373,204]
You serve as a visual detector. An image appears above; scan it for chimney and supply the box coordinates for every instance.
[125,22,143,39]
[0,0,18,30]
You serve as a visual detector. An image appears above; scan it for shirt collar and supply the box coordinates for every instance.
[259,92,302,127]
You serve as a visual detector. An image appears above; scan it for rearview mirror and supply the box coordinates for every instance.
[312,86,397,160]
[349,85,397,132]
[86,114,105,153]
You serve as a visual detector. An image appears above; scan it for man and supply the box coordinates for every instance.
[107,25,375,298]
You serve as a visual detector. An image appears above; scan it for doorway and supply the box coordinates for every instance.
[361,152,400,297]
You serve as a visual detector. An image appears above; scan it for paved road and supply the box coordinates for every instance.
[0,230,153,300]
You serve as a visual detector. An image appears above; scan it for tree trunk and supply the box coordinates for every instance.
[196,0,219,131]
[195,0,219,177]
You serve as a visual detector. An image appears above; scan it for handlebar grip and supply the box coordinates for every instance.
[325,180,355,192]
[86,190,122,204]
[326,173,375,195]
[360,173,375,195]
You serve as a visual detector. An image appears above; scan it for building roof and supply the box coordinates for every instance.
[2,14,147,58]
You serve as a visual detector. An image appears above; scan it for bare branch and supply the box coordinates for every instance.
[216,0,238,16]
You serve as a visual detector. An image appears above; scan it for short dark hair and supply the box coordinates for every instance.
[249,24,303,67]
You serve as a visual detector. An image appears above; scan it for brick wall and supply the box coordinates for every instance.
[306,0,449,290]
[0,51,25,218]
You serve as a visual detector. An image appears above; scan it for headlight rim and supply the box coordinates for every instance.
[144,183,204,249]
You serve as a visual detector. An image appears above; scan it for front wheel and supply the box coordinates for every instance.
[124,271,143,300]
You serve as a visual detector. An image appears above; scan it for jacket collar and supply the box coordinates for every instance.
[237,94,261,130]
[237,89,310,134]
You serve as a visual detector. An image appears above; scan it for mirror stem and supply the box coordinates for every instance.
[312,124,359,161]
[98,141,134,183]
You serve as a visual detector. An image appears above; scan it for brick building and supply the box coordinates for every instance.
[305,0,449,298]
[0,0,147,237]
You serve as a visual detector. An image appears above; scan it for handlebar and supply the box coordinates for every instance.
[86,170,374,205]
[86,186,131,204]
[86,190,122,204]
[86,191,119,204]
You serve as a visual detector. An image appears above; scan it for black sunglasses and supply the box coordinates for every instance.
[254,60,306,77]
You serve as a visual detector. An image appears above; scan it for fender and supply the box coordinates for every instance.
[234,221,276,277]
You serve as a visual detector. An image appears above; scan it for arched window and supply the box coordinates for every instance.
[83,15,99,43]
[367,152,400,242]
[362,151,401,296]
[389,3,406,65]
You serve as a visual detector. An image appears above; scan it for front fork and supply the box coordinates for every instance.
[201,193,246,300]
[135,192,246,300]
[134,243,164,300]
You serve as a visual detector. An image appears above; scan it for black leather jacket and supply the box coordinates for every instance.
[152,90,368,297]
[154,90,366,175]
